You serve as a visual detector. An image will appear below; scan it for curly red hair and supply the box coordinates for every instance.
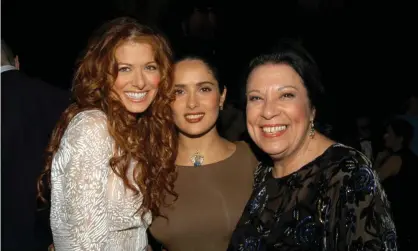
[37,17,178,218]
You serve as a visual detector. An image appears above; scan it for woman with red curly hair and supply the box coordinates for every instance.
[37,17,178,250]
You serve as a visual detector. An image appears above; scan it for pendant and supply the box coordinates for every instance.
[190,151,204,167]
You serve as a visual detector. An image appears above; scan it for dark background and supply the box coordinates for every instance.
[2,0,416,132]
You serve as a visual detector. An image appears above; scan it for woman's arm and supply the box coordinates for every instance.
[329,156,398,250]
[52,112,113,250]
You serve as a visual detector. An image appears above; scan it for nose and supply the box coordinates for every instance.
[132,71,146,89]
[187,92,199,109]
[261,99,279,120]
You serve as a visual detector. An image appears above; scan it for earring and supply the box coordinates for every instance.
[309,120,315,138]
[220,105,223,111]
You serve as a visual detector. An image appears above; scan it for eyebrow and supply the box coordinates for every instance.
[117,61,157,66]
[246,85,298,94]
[278,85,298,91]
[174,81,216,88]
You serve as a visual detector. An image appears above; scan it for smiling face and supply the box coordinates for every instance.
[112,41,161,114]
[246,63,315,160]
[171,59,226,137]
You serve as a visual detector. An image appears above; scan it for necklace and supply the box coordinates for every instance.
[190,150,204,167]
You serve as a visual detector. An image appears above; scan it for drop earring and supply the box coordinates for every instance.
[309,120,315,138]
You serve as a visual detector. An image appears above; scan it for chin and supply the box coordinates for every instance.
[179,123,216,138]
[259,144,287,158]
[125,102,153,114]
[180,129,208,138]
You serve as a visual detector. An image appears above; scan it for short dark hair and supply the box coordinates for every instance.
[247,40,325,110]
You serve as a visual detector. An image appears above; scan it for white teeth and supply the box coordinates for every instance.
[185,114,204,119]
[125,92,147,100]
[262,125,287,133]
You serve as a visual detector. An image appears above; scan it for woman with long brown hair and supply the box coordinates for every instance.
[37,17,178,250]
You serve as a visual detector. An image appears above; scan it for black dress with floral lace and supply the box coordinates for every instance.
[228,144,397,251]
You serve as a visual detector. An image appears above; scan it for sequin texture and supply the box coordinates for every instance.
[228,144,397,251]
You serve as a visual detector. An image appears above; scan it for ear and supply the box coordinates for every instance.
[220,86,227,108]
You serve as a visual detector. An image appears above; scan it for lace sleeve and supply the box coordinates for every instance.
[52,111,113,250]
[329,155,398,250]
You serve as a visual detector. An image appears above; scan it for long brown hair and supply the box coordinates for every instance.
[37,17,178,218]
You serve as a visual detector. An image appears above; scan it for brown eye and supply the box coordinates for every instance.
[118,67,130,72]
[174,89,184,95]
[145,65,158,71]
[248,96,262,102]
[280,93,295,99]
[200,87,212,92]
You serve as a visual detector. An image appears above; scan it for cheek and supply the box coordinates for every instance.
[170,100,183,120]
[287,102,311,125]
[113,77,125,91]
[208,93,220,109]
[148,74,161,87]
[170,101,180,114]
[201,93,221,111]
[246,110,258,142]
[246,105,260,125]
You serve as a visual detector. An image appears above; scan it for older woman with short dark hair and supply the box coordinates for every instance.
[228,42,397,251]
